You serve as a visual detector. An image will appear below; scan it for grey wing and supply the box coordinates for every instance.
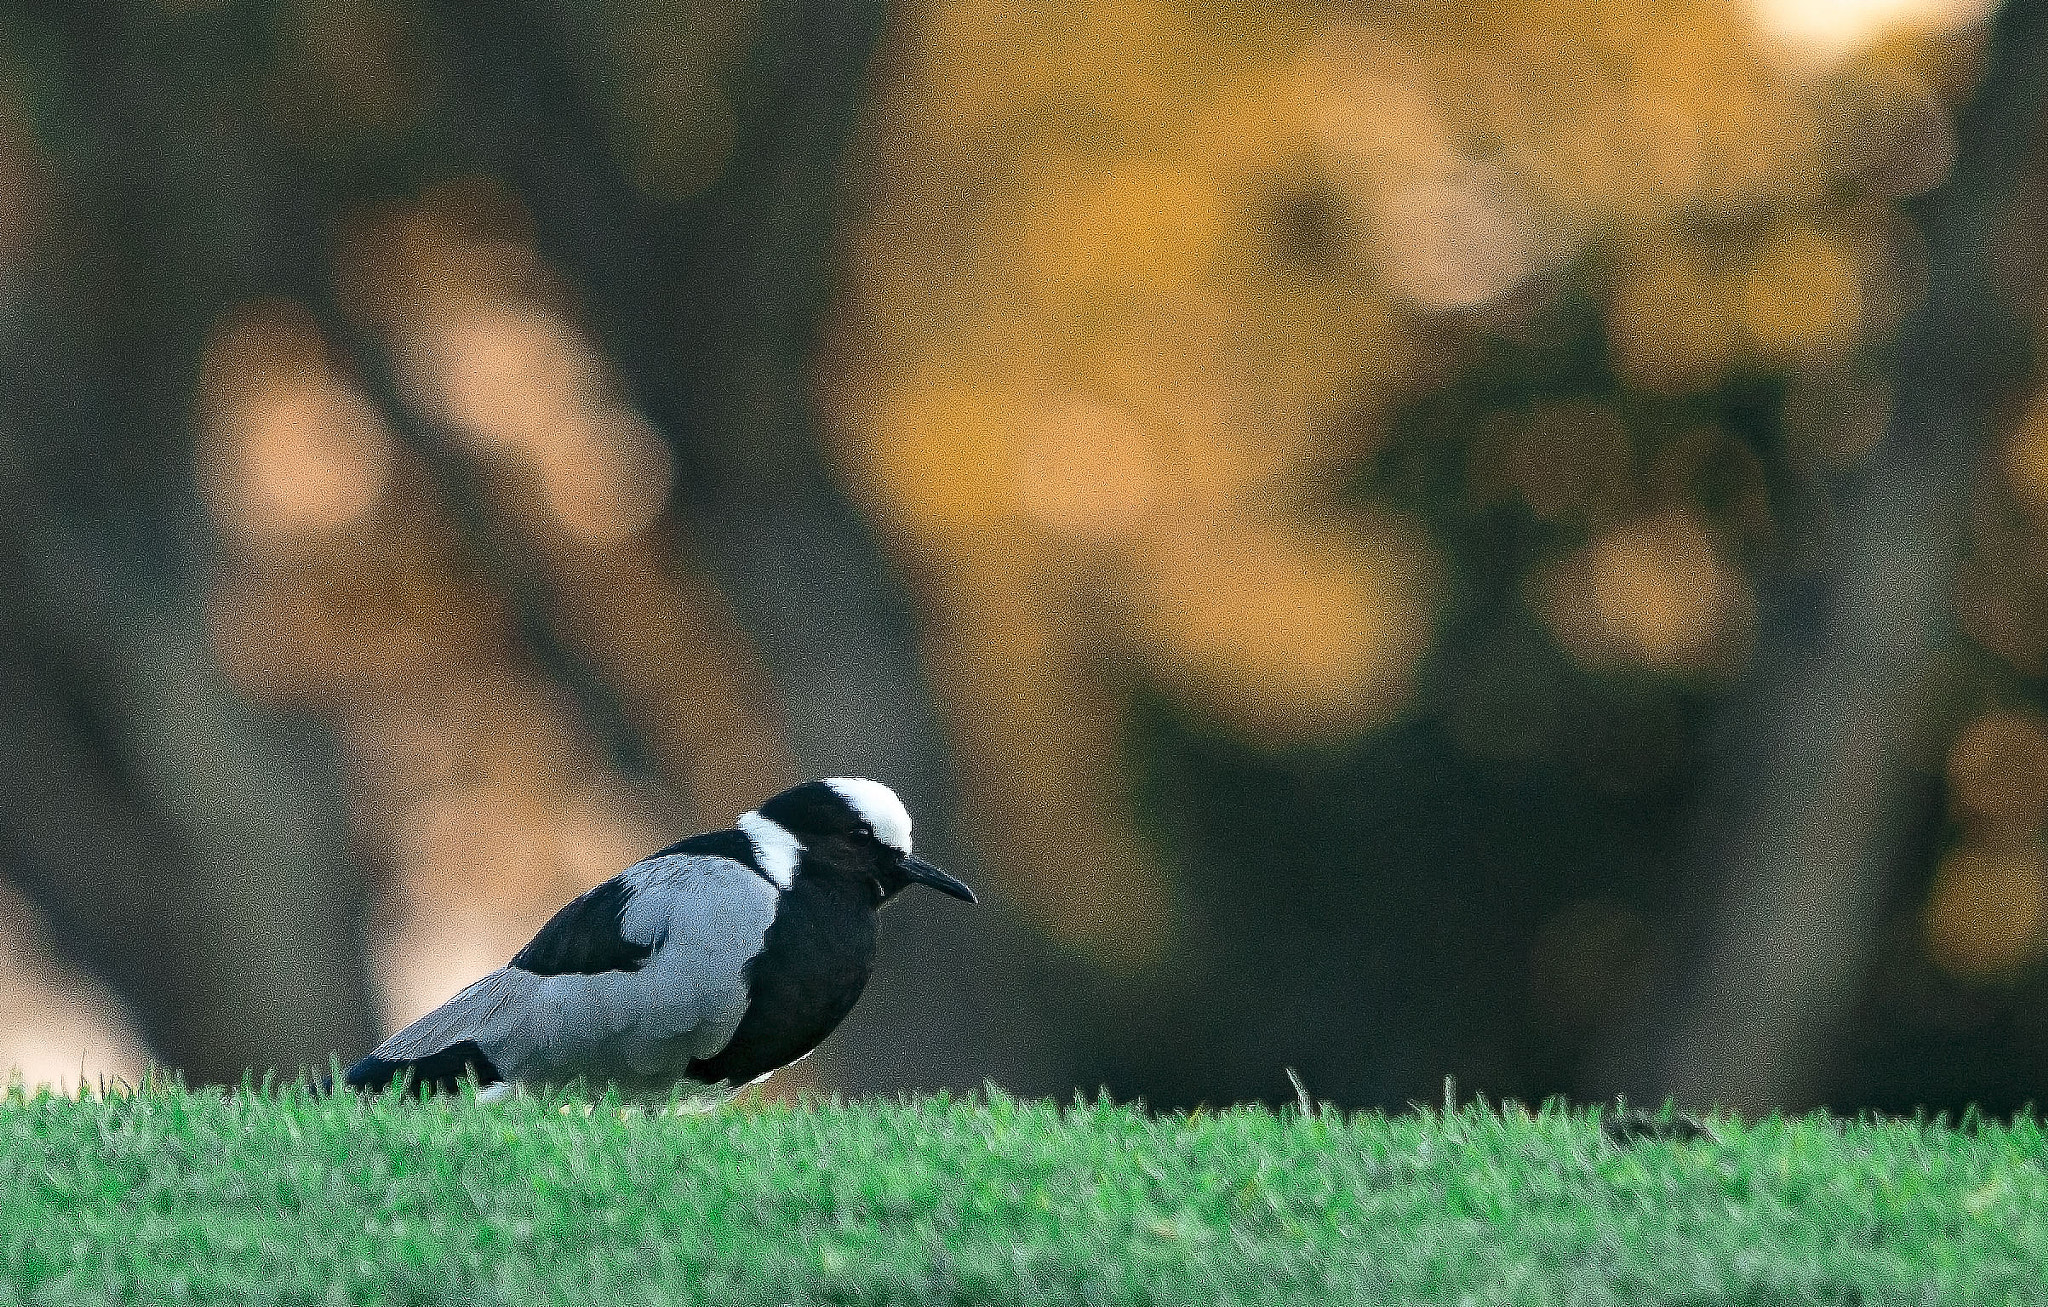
[368,968,539,1062]
[370,853,778,1091]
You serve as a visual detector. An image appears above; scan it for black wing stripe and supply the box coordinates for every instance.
[343,1040,501,1096]
[509,878,654,976]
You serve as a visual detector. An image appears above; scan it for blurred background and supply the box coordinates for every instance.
[2,0,2046,1116]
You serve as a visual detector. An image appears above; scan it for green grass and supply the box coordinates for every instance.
[1,1083,2043,1306]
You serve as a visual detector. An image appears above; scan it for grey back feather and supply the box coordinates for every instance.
[370,851,780,1094]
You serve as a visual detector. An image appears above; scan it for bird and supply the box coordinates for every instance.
[341,777,974,1101]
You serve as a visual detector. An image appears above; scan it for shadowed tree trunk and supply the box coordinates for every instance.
[1591,0,2048,1113]
[0,4,381,1081]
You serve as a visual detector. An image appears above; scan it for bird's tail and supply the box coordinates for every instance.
[342,1040,502,1096]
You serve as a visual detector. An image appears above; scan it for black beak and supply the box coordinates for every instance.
[900,854,976,903]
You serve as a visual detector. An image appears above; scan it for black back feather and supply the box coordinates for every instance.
[509,878,654,977]
[649,829,760,868]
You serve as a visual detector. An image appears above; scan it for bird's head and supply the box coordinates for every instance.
[738,777,976,906]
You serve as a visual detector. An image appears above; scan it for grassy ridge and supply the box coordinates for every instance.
[1,1084,2043,1305]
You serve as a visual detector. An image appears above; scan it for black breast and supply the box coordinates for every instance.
[688,875,878,1086]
